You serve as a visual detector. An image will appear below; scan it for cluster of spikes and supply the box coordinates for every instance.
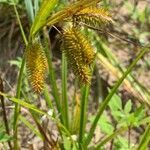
[62,27,95,84]
[25,5,112,92]
[62,6,112,84]
[25,40,47,93]
[73,7,113,28]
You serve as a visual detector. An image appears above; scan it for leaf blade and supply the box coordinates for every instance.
[30,0,58,37]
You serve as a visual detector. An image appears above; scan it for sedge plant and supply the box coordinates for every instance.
[0,0,150,149]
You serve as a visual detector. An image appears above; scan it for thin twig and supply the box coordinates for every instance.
[0,77,12,150]
[128,126,131,149]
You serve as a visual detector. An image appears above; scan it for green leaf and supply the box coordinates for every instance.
[140,117,150,125]
[19,115,43,139]
[116,136,135,150]
[63,135,72,150]
[24,0,34,23]
[134,105,145,120]
[117,136,128,148]
[99,115,114,134]
[63,135,78,150]
[9,57,22,69]
[112,110,124,121]
[119,114,135,127]
[0,132,12,143]
[124,100,132,114]
[108,93,122,111]
[90,114,114,135]
[30,0,58,37]
[0,92,46,115]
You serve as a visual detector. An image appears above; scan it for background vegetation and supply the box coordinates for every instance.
[0,0,150,149]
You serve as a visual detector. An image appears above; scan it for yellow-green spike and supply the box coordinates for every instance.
[73,7,113,28]
[62,27,94,84]
[25,40,47,93]
[63,27,95,65]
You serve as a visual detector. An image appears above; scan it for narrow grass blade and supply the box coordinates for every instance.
[137,123,150,150]
[34,0,39,15]
[92,32,150,104]
[61,53,69,128]
[43,87,53,109]
[95,127,127,149]
[24,0,34,23]
[97,52,150,105]
[13,4,28,45]
[30,0,58,37]
[43,30,62,122]
[79,85,90,148]
[84,45,150,146]
[21,91,57,146]
[0,92,46,115]
[19,115,43,139]
[71,93,81,134]
[13,3,28,149]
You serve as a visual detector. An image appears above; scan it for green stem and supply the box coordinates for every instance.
[13,57,25,150]
[79,85,90,149]
[95,127,127,149]
[43,29,62,122]
[43,86,65,146]
[61,53,69,128]
[84,46,150,147]
[137,123,150,150]
[13,4,28,45]
[43,87,53,109]
[19,115,43,140]
[13,3,28,149]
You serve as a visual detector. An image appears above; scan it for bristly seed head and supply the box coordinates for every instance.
[73,7,113,28]
[62,27,94,84]
[25,40,47,93]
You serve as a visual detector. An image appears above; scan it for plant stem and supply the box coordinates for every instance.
[13,3,28,149]
[43,29,63,122]
[79,85,90,149]
[13,4,28,45]
[84,45,150,147]
[43,86,65,146]
[137,123,150,150]
[61,53,69,128]
[95,127,127,149]
[43,87,53,109]
[13,57,25,150]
